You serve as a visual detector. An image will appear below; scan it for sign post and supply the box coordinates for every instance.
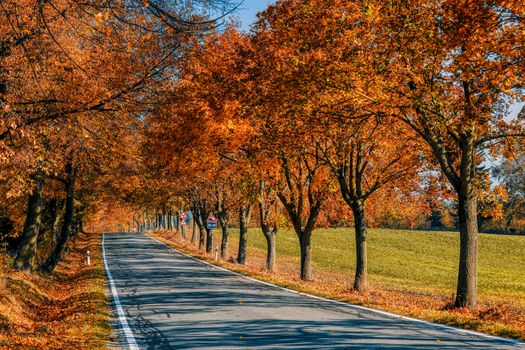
[206,213,218,230]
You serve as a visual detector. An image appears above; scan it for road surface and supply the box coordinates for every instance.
[103,232,523,349]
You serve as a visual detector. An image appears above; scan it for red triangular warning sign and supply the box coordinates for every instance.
[207,213,217,223]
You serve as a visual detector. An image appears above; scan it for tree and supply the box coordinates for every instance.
[376,0,525,308]
[320,117,421,291]
[276,152,329,281]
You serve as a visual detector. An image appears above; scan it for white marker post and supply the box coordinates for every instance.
[86,250,91,266]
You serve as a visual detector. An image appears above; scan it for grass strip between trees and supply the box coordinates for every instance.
[0,232,110,349]
[149,229,525,342]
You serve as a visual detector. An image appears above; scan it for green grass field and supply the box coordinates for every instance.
[226,228,525,303]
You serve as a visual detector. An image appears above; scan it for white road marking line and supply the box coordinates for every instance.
[144,232,523,346]
[102,233,140,350]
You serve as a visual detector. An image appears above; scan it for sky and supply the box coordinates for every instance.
[235,0,275,31]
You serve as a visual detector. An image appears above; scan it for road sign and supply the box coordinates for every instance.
[180,211,187,219]
[207,213,217,229]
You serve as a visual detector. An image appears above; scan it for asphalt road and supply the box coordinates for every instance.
[103,232,524,349]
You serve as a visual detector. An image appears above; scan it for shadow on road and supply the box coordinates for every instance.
[104,233,522,350]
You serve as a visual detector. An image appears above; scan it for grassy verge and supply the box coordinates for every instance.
[0,232,110,349]
[149,227,525,341]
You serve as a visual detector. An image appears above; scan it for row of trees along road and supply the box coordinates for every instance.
[129,0,525,311]
[1,0,523,313]
[0,0,240,272]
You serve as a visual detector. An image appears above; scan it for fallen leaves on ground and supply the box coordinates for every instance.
[0,232,110,349]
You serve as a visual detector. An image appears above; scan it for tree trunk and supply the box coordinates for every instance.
[191,214,197,245]
[237,205,252,264]
[199,225,205,250]
[206,227,213,253]
[237,228,247,264]
[351,201,367,291]
[262,228,277,272]
[299,231,313,281]
[454,139,478,309]
[220,225,229,259]
[13,175,45,272]
[218,211,229,259]
[198,208,213,252]
[194,210,205,250]
[259,187,278,272]
[42,163,77,272]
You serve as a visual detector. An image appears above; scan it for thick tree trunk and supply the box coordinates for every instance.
[299,231,313,281]
[262,228,277,272]
[13,175,45,272]
[237,205,252,264]
[351,201,367,291]
[454,140,478,309]
[42,163,77,272]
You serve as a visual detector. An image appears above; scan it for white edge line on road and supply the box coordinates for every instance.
[102,233,140,350]
[144,232,523,346]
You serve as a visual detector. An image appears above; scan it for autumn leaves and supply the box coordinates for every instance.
[1,0,523,315]
[141,0,525,312]
[0,1,237,272]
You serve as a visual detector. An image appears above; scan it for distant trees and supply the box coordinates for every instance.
[494,154,525,233]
